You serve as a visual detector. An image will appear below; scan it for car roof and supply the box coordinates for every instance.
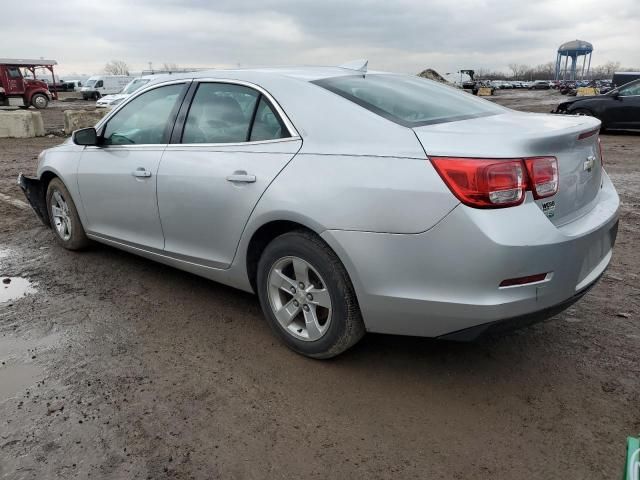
[143,65,389,87]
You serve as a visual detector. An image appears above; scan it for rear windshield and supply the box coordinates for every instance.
[312,74,504,127]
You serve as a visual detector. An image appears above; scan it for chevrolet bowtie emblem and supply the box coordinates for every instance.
[583,155,596,172]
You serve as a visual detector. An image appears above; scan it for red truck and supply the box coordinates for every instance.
[0,58,58,109]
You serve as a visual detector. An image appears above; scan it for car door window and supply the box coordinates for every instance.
[250,97,289,141]
[619,82,640,96]
[102,84,184,146]
[95,80,103,88]
[182,83,259,144]
[8,68,21,79]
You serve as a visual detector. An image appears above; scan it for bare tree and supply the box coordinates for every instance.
[162,63,179,72]
[508,63,520,79]
[104,60,130,76]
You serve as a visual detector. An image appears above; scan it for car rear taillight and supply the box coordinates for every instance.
[524,156,558,199]
[430,156,557,208]
[429,158,526,208]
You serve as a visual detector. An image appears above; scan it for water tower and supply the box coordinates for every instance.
[555,40,593,81]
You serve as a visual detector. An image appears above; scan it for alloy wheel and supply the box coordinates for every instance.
[50,190,72,241]
[267,256,332,341]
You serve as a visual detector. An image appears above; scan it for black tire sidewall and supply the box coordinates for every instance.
[31,94,48,109]
[46,178,88,250]
[257,232,356,357]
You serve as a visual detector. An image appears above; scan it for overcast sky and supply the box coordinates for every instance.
[2,0,639,76]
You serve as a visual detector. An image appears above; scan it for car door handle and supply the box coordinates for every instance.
[226,172,256,183]
[132,168,152,178]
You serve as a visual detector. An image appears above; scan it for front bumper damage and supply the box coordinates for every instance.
[17,173,48,226]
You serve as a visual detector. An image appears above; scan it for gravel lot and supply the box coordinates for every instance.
[0,89,638,479]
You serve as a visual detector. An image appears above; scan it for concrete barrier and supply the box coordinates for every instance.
[63,110,108,135]
[477,87,493,96]
[0,111,45,138]
[577,87,599,96]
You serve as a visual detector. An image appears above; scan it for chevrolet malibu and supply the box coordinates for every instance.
[18,64,619,358]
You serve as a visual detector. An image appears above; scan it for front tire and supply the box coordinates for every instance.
[256,230,365,359]
[46,178,89,250]
[31,93,49,109]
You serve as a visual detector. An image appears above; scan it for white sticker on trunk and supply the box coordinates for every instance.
[542,200,556,218]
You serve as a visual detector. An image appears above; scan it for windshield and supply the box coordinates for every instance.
[312,74,504,127]
[121,79,150,95]
[86,79,97,87]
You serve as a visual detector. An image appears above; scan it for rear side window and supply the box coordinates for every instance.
[250,97,288,141]
[183,83,258,143]
[312,74,504,127]
[182,83,290,143]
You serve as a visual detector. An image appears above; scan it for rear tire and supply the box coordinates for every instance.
[256,230,365,359]
[46,178,89,250]
[31,93,48,109]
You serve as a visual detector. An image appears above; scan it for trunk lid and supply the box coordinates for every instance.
[413,111,603,226]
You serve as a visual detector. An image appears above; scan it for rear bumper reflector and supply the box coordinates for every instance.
[499,273,550,288]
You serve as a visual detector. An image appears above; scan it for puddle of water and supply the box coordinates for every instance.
[0,277,36,304]
[0,363,41,401]
[0,333,60,401]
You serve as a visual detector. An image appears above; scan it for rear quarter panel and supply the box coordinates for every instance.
[246,153,459,234]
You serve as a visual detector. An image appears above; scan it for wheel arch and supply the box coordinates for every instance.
[35,170,60,225]
[245,220,319,293]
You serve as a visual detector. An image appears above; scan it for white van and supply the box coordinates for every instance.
[80,75,133,100]
[95,75,156,108]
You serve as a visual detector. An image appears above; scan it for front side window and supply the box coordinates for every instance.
[95,80,104,88]
[102,83,184,145]
[618,80,640,96]
[312,74,504,127]
[8,68,21,79]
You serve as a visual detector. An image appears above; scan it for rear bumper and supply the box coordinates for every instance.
[17,173,48,225]
[321,170,619,338]
[438,273,601,341]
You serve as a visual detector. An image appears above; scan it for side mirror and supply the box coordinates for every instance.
[72,127,98,146]
[610,90,620,99]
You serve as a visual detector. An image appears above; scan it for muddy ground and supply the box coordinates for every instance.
[0,90,638,479]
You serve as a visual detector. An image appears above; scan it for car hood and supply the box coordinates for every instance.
[560,94,610,106]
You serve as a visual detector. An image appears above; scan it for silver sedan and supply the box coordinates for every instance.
[18,64,619,358]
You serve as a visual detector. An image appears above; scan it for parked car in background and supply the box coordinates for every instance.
[554,78,640,131]
[81,75,133,100]
[529,80,551,90]
[612,72,640,88]
[43,79,77,92]
[18,65,619,358]
[96,76,154,107]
